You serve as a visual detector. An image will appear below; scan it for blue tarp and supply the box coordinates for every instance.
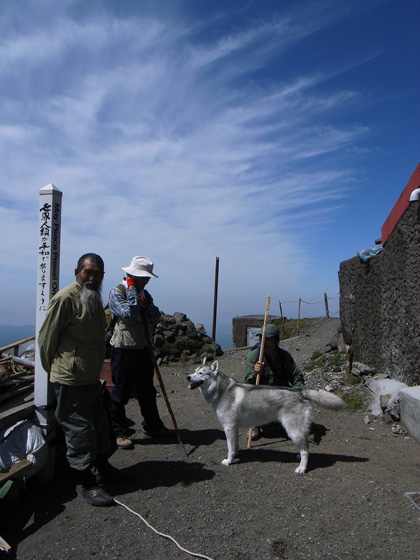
[357,245,383,262]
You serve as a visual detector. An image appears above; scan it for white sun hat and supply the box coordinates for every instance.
[122,256,158,278]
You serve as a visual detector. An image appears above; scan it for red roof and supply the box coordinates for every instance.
[381,162,420,245]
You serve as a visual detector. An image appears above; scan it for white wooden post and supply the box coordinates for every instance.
[35,184,63,431]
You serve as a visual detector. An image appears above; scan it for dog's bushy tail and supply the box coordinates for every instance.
[302,389,346,410]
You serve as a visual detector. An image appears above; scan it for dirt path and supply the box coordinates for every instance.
[2,318,420,559]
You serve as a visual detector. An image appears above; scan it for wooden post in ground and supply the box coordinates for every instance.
[212,257,220,342]
[297,298,301,333]
[278,301,285,337]
[324,293,330,318]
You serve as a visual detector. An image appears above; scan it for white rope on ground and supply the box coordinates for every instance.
[113,499,215,560]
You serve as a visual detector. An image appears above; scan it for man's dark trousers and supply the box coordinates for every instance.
[109,347,163,436]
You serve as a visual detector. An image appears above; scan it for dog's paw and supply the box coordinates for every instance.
[221,458,232,466]
[294,466,306,474]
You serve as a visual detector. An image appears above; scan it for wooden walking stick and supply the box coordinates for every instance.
[247,294,271,448]
[140,308,188,459]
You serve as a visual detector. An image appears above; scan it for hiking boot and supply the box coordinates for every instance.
[116,436,134,450]
[143,425,175,438]
[82,487,115,507]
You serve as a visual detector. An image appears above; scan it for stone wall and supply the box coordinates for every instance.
[339,202,420,385]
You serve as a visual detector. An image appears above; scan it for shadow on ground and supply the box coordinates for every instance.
[0,475,75,559]
[236,446,368,472]
[115,459,215,493]
[129,427,226,457]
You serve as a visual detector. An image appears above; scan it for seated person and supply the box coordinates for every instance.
[245,323,305,440]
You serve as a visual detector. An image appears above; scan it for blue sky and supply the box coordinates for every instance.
[1,0,419,341]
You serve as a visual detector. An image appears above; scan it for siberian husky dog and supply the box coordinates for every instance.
[187,359,346,474]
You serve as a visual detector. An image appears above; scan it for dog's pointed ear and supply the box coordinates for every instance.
[202,357,207,365]
[210,360,219,373]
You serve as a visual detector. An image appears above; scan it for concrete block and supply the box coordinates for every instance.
[399,386,420,444]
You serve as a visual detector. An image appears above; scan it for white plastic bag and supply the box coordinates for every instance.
[0,419,48,476]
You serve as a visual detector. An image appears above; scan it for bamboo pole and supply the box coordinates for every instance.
[247,294,271,448]
[140,309,188,459]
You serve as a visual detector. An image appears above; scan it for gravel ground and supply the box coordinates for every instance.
[2,318,420,560]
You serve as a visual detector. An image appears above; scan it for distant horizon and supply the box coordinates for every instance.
[0,321,235,350]
[0,312,337,352]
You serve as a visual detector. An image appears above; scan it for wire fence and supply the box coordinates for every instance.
[278,280,340,320]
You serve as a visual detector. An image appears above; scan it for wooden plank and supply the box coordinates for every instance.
[0,385,34,405]
[0,379,33,392]
[0,459,33,483]
[0,401,35,431]
[0,336,35,354]
[0,535,11,553]
[9,373,34,381]
[0,392,34,413]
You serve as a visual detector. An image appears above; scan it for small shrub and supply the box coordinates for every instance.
[311,349,322,361]
[328,350,347,367]
[343,396,363,411]
[302,349,324,372]
[272,318,308,340]
[345,372,363,385]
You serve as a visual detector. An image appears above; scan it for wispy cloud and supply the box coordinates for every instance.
[1,0,412,328]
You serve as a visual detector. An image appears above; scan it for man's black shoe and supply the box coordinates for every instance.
[82,486,115,507]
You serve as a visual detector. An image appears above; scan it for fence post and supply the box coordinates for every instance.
[324,293,330,318]
[278,301,285,336]
[212,257,219,341]
[297,298,301,333]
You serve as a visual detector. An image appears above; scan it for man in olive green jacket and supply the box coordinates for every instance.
[245,323,304,441]
[38,253,120,507]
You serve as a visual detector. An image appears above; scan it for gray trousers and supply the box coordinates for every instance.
[53,382,111,471]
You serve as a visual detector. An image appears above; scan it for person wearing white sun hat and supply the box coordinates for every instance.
[108,257,174,449]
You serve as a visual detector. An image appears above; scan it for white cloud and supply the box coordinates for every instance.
[1,0,412,330]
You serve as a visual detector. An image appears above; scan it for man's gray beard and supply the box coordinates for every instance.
[80,284,103,314]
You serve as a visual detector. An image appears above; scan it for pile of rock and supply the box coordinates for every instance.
[303,349,407,424]
[153,312,223,364]
[304,349,375,401]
